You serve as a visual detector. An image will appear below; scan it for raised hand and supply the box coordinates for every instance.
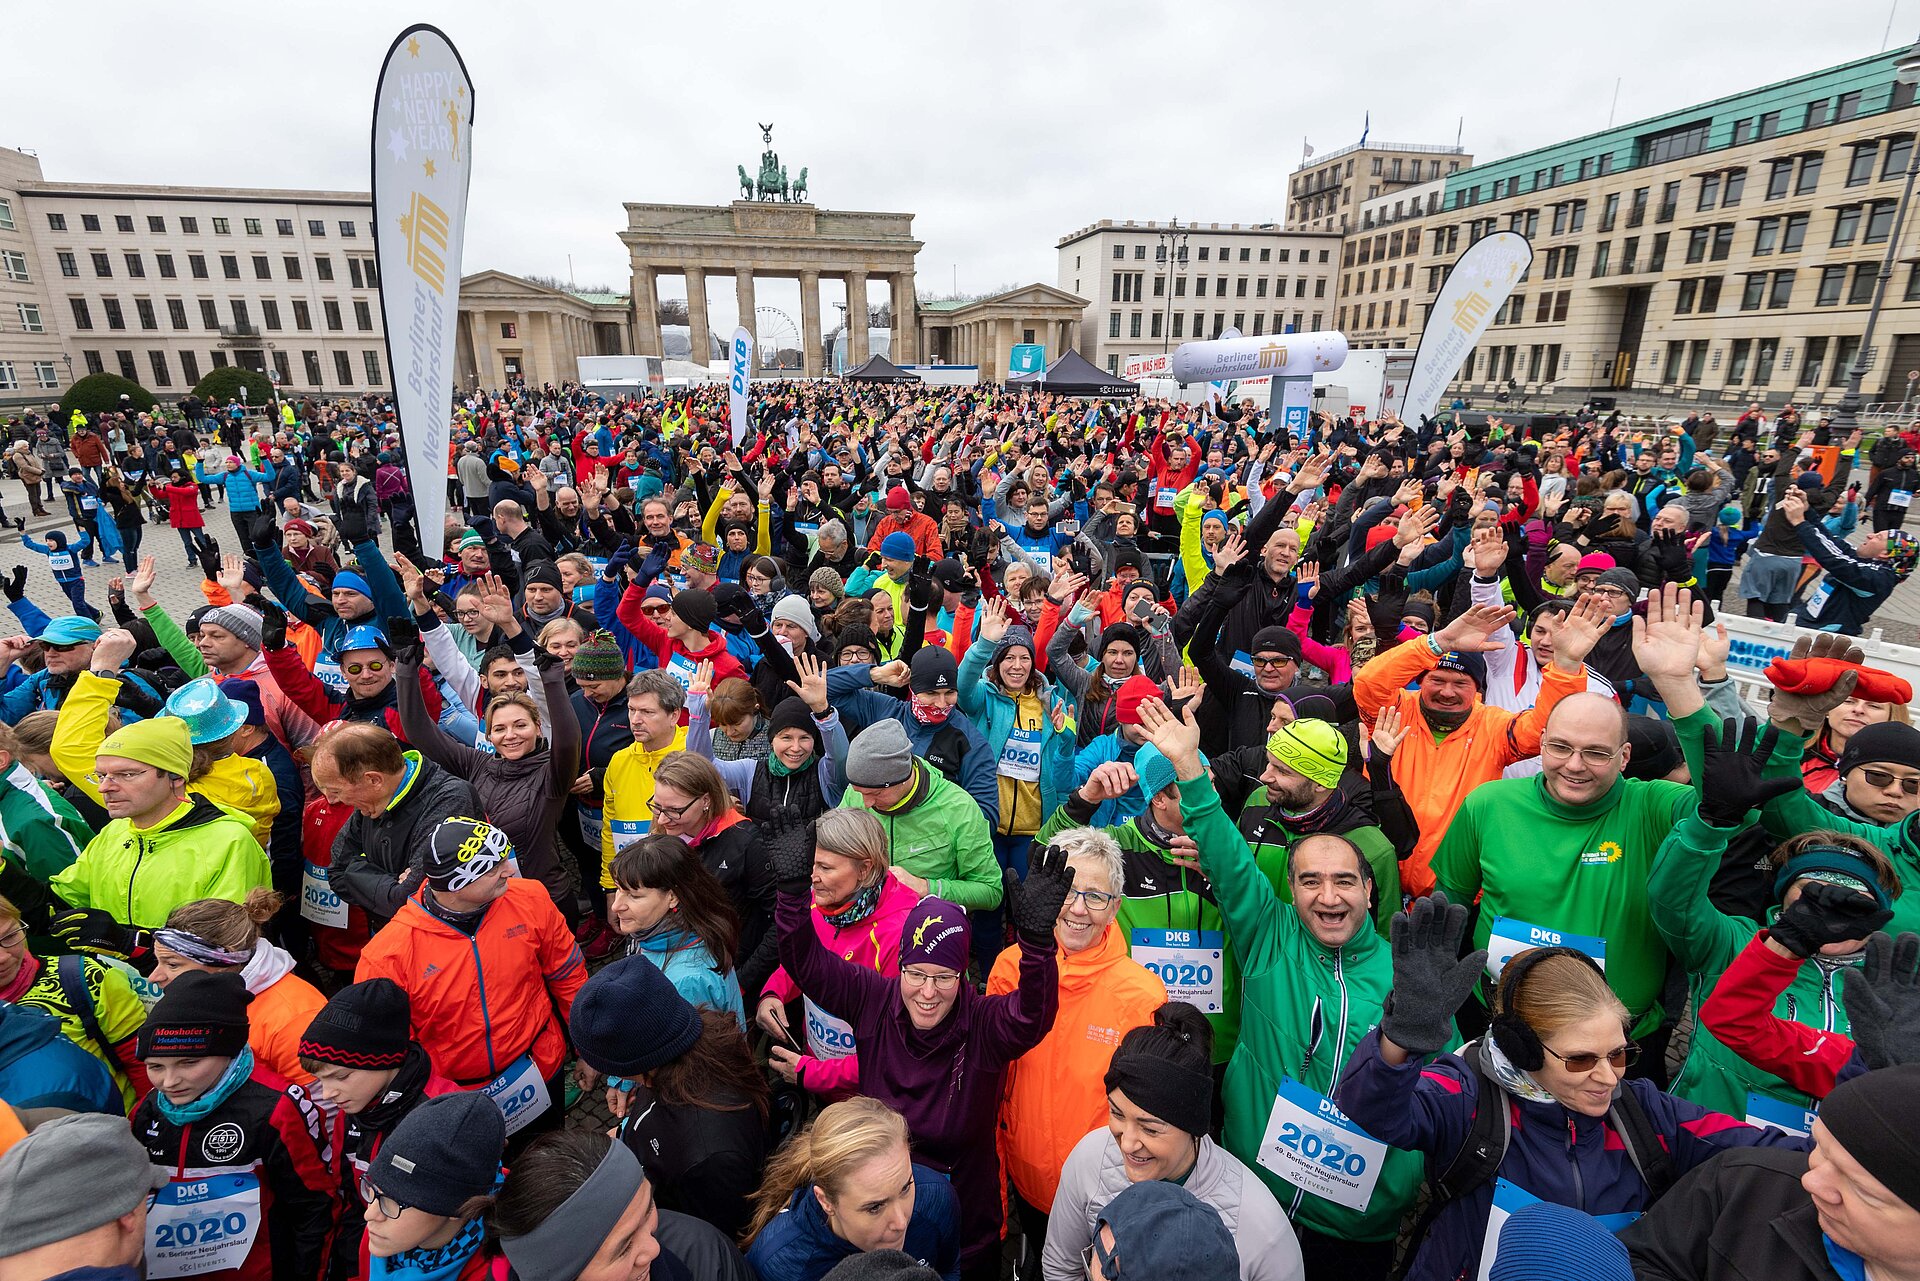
[869,659,910,688]
[1394,503,1441,548]
[1167,665,1203,706]
[1698,717,1802,828]
[1078,760,1140,804]
[1010,843,1075,947]
[688,658,714,698]
[1047,569,1090,605]
[1550,593,1614,670]
[978,595,1009,644]
[760,808,817,896]
[1840,931,1920,1070]
[1768,632,1866,738]
[217,553,247,597]
[1212,529,1248,573]
[1380,891,1487,1058]
[392,553,428,606]
[1135,695,1204,777]
[129,555,157,607]
[1430,603,1518,655]
[1371,703,1408,757]
[1631,583,1703,681]
[477,575,517,628]
[1296,560,1321,599]
[786,651,829,713]
[1469,526,1506,578]
[1346,596,1375,641]
[89,628,139,673]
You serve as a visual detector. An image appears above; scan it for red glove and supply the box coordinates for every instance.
[1764,656,1912,705]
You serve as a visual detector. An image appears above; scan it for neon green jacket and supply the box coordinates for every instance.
[50,795,271,931]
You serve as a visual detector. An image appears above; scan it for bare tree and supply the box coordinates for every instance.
[656,298,689,325]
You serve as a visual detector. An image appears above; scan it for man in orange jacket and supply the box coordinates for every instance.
[865,484,944,558]
[1352,597,1610,896]
[354,816,586,1150]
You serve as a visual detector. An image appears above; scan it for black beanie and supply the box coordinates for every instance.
[523,560,564,591]
[569,955,703,1077]
[1098,622,1143,658]
[909,646,959,694]
[299,978,412,1069]
[767,697,823,758]
[367,1091,505,1215]
[1837,722,1920,778]
[137,970,252,1059]
[672,588,717,634]
[1624,715,1684,781]
[835,624,878,661]
[1249,625,1304,662]
[819,1250,941,1281]
[1818,1062,1920,1211]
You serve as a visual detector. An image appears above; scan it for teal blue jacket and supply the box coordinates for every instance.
[956,636,1074,820]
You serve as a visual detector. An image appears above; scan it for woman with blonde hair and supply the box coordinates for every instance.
[755,807,922,1095]
[744,1096,961,1281]
[149,888,328,1088]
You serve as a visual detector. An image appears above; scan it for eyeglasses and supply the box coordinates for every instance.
[1063,888,1118,911]
[642,603,672,616]
[0,924,24,949]
[1858,767,1920,796]
[1540,739,1623,767]
[1543,1042,1639,1073]
[87,767,156,787]
[344,660,387,676]
[1249,655,1297,670]
[899,968,961,991]
[646,793,707,820]
[358,1175,409,1220]
[1585,585,1632,600]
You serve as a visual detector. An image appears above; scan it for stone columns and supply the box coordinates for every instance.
[465,309,489,388]
[799,270,823,377]
[515,310,531,380]
[735,269,756,367]
[846,270,869,366]
[889,272,916,365]
[685,267,710,366]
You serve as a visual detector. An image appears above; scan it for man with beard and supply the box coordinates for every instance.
[1352,598,1608,896]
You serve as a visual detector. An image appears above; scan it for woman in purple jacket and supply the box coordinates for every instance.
[765,810,1070,1281]
[1336,893,1809,1281]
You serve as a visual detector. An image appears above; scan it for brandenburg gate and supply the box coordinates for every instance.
[620,127,922,377]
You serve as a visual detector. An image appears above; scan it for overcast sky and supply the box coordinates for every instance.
[11,0,1909,338]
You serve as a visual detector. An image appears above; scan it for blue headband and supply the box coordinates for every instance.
[1772,848,1891,908]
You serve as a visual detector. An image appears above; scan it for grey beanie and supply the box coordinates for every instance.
[366,1091,505,1216]
[0,1112,167,1258]
[771,594,820,642]
[199,603,264,650]
[846,719,915,788]
[1593,568,1642,601]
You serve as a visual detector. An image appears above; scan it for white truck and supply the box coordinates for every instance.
[576,355,663,400]
[1313,348,1415,422]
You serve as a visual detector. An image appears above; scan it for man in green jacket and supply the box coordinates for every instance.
[842,720,1002,912]
[1136,694,1433,1281]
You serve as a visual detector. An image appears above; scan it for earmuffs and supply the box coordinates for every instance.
[1488,945,1608,1071]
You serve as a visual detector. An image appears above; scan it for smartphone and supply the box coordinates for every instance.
[1129,597,1152,621]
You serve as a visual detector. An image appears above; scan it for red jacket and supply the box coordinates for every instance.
[301,795,367,971]
[615,584,750,685]
[264,645,444,744]
[158,481,206,530]
[864,509,944,558]
[1697,932,1861,1100]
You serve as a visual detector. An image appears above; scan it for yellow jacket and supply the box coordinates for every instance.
[598,726,687,886]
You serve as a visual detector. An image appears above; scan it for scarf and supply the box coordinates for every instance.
[370,1175,502,1281]
[1479,1037,1558,1105]
[0,952,40,1004]
[909,697,952,725]
[351,1046,435,1145]
[768,750,815,779]
[154,1047,257,1124]
[820,879,883,930]
[1275,787,1358,837]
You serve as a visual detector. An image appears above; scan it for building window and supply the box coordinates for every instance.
[167,299,188,330]
[243,218,262,235]
[1698,174,1720,211]
[180,216,198,234]
[16,304,42,333]
[1108,312,1121,338]
[134,299,156,330]
[1817,265,1847,305]
[1133,244,1145,260]
[340,221,356,237]
[221,255,240,280]
[1639,118,1711,166]
[148,351,171,387]
[1848,143,1878,186]
[362,350,383,384]
[1723,169,1746,206]
[1259,247,1271,261]
[0,362,15,392]
[1796,154,1824,194]
[80,214,100,232]
[293,300,311,330]
[116,350,136,380]
[1883,135,1915,181]
[1834,205,1863,246]
[315,256,333,281]
[1781,212,1809,252]
[333,350,353,386]
[252,255,271,280]
[361,258,379,289]
[1800,335,1828,385]
[1830,335,1862,386]
[230,300,250,330]
[1849,262,1877,305]
[1112,244,1125,260]
[303,350,323,385]
[1767,161,1792,200]
[91,251,111,277]
[1129,312,1142,338]
[271,351,291,386]
[212,217,230,235]
[199,300,219,329]
[32,361,56,389]
[277,219,294,236]
[210,350,227,369]
[1806,98,1830,129]
[56,252,77,277]
[189,254,208,279]
[1699,278,1723,311]
[103,298,124,330]
[1236,277,1248,297]
[1727,338,1752,383]
[1711,225,1733,261]
[1754,217,1779,255]
[1675,279,1698,314]
[1865,200,1898,243]
[1757,111,1781,141]
[284,256,302,281]
[348,258,364,289]
[0,251,25,283]
[262,300,281,330]
[124,253,144,278]
[46,212,66,231]
[180,351,200,383]
[156,252,175,279]
[1741,274,1767,311]
[114,215,134,233]
[1171,312,1184,338]
[1769,271,1795,308]
[353,300,373,331]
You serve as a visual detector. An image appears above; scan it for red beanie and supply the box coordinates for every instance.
[1114,674,1163,725]
[886,485,911,511]
[1366,523,1398,552]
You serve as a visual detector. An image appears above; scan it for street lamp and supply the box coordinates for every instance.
[1833,37,1920,436]
[1155,219,1190,355]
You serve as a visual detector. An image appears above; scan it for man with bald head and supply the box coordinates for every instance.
[1431,688,1697,1078]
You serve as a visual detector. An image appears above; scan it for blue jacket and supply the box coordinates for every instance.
[0,1002,121,1114]
[822,667,1000,829]
[1794,519,1901,635]
[21,532,92,580]
[196,459,273,513]
[1072,732,1144,828]
[1336,1030,1805,1281]
[745,1164,961,1281]
[955,636,1074,822]
[258,535,410,666]
[628,926,745,1029]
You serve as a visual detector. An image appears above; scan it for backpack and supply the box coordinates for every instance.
[54,954,114,1064]
[1390,1040,1676,1280]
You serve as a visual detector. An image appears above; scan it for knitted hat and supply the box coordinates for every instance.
[672,588,717,633]
[1133,742,1206,800]
[1837,722,1920,777]
[930,558,969,593]
[1431,649,1488,690]
[571,631,627,683]
[1113,546,1145,574]
[1266,717,1349,789]
[819,1251,941,1281]
[1094,1181,1238,1281]
[219,678,268,728]
[1575,552,1617,575]
[332,570,373,600]
[1486,1200,1633,1281]
[96,715,193,779]
[1593,567,1642,600]
[1884,529,1920,578]
[899,897,970,971]
[990,626,1036,677]
[423,816,514,892]
[808,567,846,601]
[1098,622,1143,658]
[1365,523,1399,552]
[909,646,959,694]
[284,518,318,538]
[711,582,751,621]
[1624,715,1683,781]
[771,594,820,642]
[880,531,918,561]
[570,955,704,1077]
[1717,504,1743,527]
[1249,625,1304,663]
[681,542,720,576]
[885,485,911,511]
[835,625,879,661]
[137,970,252,1059]
[1113,674,1162,725]
[456,528,485,551]
[368,1093,506,1217]
[0,1113,167,1260]
[1806,1063,1920,1210]
[523,560,564,590]
[767,696,823,758]
[847,719,915,788]
[299,978,412,1069]
[198,603,262,649]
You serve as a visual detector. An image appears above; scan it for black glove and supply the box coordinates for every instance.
[906,571,935,613]
[338,503,371,544]
[49,908,149,962]
[386,615,423,667]
[1650,529,1690,577]
[248,512,279,549]
[1380,891,1487,1057]
[1,565,25,603]
[760,808,816,896]
[258,602,289,652]
[1009,842,1075,948]
[864,549,882,570]
[1841,930,1920,1069]
[1768,881,1893,958]
[1698,718,1802,828]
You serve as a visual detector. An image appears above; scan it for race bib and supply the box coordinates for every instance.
[998,726,1044,783]
[146,1174,262,1278]
[665,651,698,692]
[804,997,858,1061]
[80,494,98,510]
[1744,1091,1816,1137]
[609,817,651,852]
[1477,1178,1637,1281]
[1485,918,1606,980]
[299,861,348,928]
[313,656,346,695]
[1129,928,1225,1014]
[1255,1078,1388,1211]
[48,553,73,572]
[1027,547,1052,574]
[1891,489,1912,508]
[1803,580,1834,620]
[482,1052,552,1136]
[1231,650,1257,679]
[794,521,820,540]
[1156,486,1177,509]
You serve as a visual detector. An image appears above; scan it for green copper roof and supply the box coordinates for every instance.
[569,291,629,306]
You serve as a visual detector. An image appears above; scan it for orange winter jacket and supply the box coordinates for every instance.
[245,965,329,1090]
[1353,637,1586,897]
[988,922,1166,1211]
[354,878,586,1085]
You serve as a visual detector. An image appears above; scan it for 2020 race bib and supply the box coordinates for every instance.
[1744,1090,1816,1137]
[1484,918,1606,980]
[997,727,1044,783]
[299,860,348,928]
[1256,1078,1388,1211]
[1129,929,1225,1014]
[804,997,858,1061]
[482,1053,551,1136]
[146,1174,262,1278]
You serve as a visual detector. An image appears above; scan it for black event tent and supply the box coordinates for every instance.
[842,354,921,383]
[1005,349,1139,397]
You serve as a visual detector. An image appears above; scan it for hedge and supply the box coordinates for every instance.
[57,373,157,421]
[190,366,275,408]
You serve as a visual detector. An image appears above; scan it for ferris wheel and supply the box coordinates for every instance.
[754,306,802,369]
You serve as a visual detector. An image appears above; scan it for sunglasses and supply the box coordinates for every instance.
[1249,655,1296,670]
[1858,766,1920,796]
[1543,1042,1640,1073]
[345,660,387,675]
[642,603,672,616]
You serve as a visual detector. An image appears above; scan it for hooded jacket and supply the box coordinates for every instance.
[841,761,1001,912]
[746,1165,961,1281]
[1793,518,1903,635]
[326,751,482,928]
[986,922,1166,1211]
[615,586,751,686]
[232,939,329,1091]
[823,667,1001,828]
[774,887,1056,1268]
[0,1002,120,1113]
[51,794,270,932]
[626,924,746,1026]
[956,635,1076,826]
[1621,1148,1844,1281]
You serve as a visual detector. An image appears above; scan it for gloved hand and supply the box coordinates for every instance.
[635,544,669,585]
[258,602,289,653]
[385,615,423,667]
[739,605,769,638]
[906,570,935,612]
[1768,881,1893,958]
[2,565,25,603]
[1650,529,1690,577]
[1767,633,1866,738]
[1380,891,1487,1057]
[249,512,279,550]
[1698,717,1803,828]
[760,808,816,896]
[1841,931,1920,1070]
[1009,842,1075,948]
[49,908,149,962]
[604,542,636,581]
[337,503,371,544]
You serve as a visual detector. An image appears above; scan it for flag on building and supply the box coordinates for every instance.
[1359,112,1370,146]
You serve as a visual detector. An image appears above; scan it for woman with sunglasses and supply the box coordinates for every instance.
[1338,894,1807,1281]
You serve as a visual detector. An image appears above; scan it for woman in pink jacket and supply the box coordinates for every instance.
[754,806,920,1096]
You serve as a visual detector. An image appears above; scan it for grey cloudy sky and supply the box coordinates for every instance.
[11,0,1907,337]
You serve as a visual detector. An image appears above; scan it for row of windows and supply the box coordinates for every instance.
[1102,310,1323,341]
[0,360,61,391]
[1108,242,1329,264]
[1337,297,1414,333]
[1458,342,1569,384]
[71,346,383,390]
[1109,272,1324,302]
[51,248,379,288]
[45,211,358,238]
[1656,333,1864,389]
[64,295,374,334]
